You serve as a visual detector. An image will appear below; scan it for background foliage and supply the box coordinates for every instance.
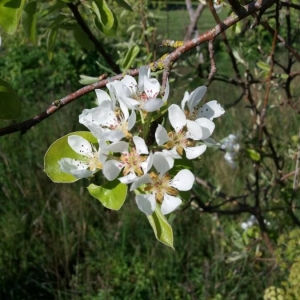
[0,0,300,299]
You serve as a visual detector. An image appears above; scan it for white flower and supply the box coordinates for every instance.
[108,66,169,112]
[220,134,240,168]
[155,107,208,160]
[130,154,195,215]
[102,136,152,183]
[181,86,225,121]
[79,90,136,142]
[58,135,102,179]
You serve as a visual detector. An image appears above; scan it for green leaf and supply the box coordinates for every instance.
[0,0,26,34]
[79,75,100,85]
[94,8,118,36]
[246,149,261,162]
[87,181,127,210]
[22,1,37,44]
[114,0,132,11]
[0,79,21,119]
[73,28,95,51]
[44,131,98,183]
[92,0,118,36]
[46,28,58,61]
[147,207,174,249]
[122,45,140,70]
[257,61,270,71]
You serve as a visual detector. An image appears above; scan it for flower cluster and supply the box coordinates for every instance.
[58,67,225,216]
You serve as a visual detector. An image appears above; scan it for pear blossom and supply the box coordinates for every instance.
[155,106,208,160]
[181,86,225,121]
[130,154,195,215]
[79,90,136,142]
[108,66,169,112]
[58,135,103,179]
[102,136,152,184]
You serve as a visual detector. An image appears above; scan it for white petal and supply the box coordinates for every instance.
[168,104,186,132]
[107,141,128,153]
[186,120,203,140]
[102,130,125,142]
[59,158,94,179]
[95,89,112,106]
[136,194,156,215]
[120,95,140,110]
[171,169,195,191]
[121,75,138,94]
[118,172,137,184]
[197,100,225,120]
[155,124,170,146]
[195,118,215,139]
[128,110,136,131]
[95,108,118,128]
[162,147,181,159]
[153,152,173,175]
[79,108,99,126]
[68,135,93,156]
[143,98,164,112]
[133,136,148,154]
[187,86,207,112]
[119,100,129,121]
[161,194,182,215]
[143,76,160,99]
[141,152,153,174]
[103,160,123,181]
[181,91,190,110]
[185,145,207,159]
[130,174,152,191]
[138,66,149,91]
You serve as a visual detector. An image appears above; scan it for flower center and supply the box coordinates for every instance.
[145,172,178,203]
[119,148,147,177]
[164,130,195,155]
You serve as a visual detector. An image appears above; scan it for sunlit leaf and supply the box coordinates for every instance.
[0,79,21,119]
[0,0,26,34]
[92,0,118,35]
[44,131,98,183]
[246,149,261,162]
[87,181,127,210]
[147,207,174,249]
[257,61,270,71]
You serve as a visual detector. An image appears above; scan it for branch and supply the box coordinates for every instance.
[0,0,278,137]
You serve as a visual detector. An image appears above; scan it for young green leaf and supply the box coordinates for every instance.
[122,45,140,70]
[46,28,58,61]
[0,0,26,34]
[0,79,21,120]
[246,149,261,162]
[147,207,174,249]
[87,181,128,210]
[44,131,98,183]
[92,0,117,35]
